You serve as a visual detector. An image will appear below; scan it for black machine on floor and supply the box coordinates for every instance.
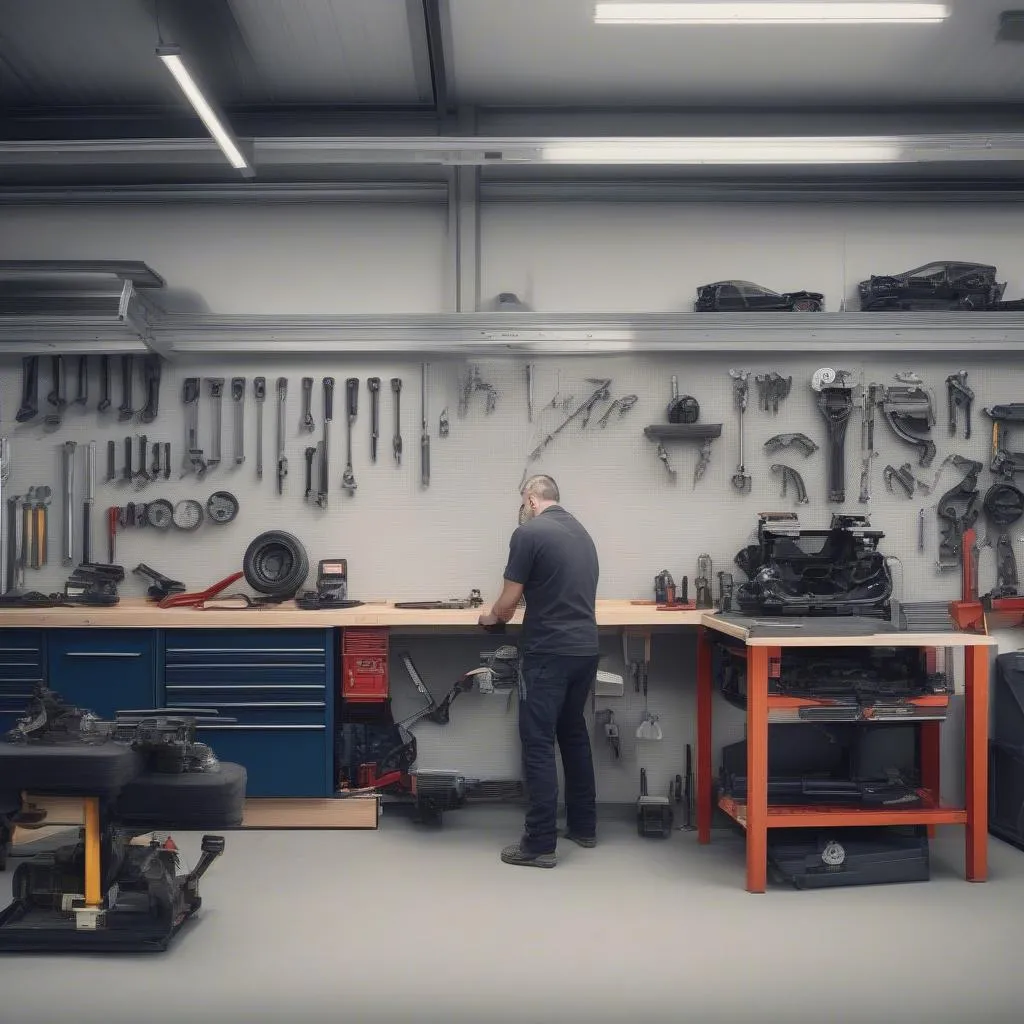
[989,652,1024,850]
[335,643,523,824]
[0,684,239,953]
[733,512,893,618]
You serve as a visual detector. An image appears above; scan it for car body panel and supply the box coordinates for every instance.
[695,280,825,312]
[858,261,1006,310]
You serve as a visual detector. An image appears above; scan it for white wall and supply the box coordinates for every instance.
[2,197,1014,803]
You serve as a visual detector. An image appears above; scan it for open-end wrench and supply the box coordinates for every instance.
[151,441,161,479]
[420,363,430,488]
[162,442,171,480]
[391,377,403,465]
[16,356,39,423]
[318,377,333,509]
[231,376,246,464]
[368,377,381,462]
[106,440,116,482]
[276,377,288,495]
[135,434,150,485]
[118,355,134,422]
[304,446,316,501]
[301,377,315,433]
[123,436,133,483]
[342,377,358,495]
[253,377,266,478]
[98,354,111,412]
[206,377,224,469]
[44,356,67,428]
[62,441,76,566]
[82,441,95,564]
[73,356,88,407]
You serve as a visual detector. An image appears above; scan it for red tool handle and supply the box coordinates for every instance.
[159,571,244,609]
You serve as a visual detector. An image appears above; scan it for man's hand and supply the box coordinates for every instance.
[478,611,499,628]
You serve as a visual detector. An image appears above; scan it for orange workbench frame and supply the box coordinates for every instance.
[695,621,992,893]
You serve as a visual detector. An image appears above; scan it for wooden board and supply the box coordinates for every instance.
[0,598,705,629]
[20,794,380,830]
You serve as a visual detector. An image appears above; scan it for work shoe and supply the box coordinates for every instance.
[562,831,596,849]
[500,843,556,868]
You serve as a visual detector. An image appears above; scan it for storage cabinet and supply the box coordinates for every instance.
[161,629,334,797]
[0,630,46,732]
[46,629,156,719]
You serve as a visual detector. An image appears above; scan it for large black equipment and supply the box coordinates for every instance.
[989,653,1024,851]
[733,512,893,618]
[297,558,364,610]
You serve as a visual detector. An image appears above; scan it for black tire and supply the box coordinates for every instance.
[984,483,1024,527]
[116,762,247,829]
[0,743,144,796]
[243,531,309,598]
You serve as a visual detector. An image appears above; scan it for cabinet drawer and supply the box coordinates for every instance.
[165,697,326,727]
[165,664,326,686]
[0,630,44,711]
[195,724,330,797]
[165,629,327,657]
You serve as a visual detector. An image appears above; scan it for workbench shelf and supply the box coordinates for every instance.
[696,615,995,893]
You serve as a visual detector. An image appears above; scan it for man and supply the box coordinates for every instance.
[478,474,600,868]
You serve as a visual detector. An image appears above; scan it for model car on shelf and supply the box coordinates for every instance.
[856,261,1019,311]
[694,280,824,312]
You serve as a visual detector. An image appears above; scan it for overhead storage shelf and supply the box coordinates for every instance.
[152,310,1024,357]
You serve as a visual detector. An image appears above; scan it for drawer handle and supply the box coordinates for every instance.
[166,663,324,670]
[165,684,325,692]
[167,648,325,655]
[171,702,325,709]
[196,724,325,732]
[64,651,143,659]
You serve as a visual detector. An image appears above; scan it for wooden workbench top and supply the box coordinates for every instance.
[0,598,707,630]
[701,613,997,648]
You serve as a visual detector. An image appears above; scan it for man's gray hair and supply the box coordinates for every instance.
[521,474,559,502]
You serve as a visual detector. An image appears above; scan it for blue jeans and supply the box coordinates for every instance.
[518,652,599,855]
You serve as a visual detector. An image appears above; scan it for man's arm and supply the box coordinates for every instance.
[479,528,529,627]
[481,579,524,626]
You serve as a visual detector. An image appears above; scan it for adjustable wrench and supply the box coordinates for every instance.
[276,377,288,495]
[420,363,430,488]
[16,356,39,423]
[44,355,67,428]
[118,355,134,422]
[253,377,266,478]
[318,377,333,509]
[342,377,358,495]
[301,377,315,433]
[368,377,381,462]
[98,354,112,413]
[82,441,95,564]
[231,376,246,464]
[62,441,77,566]
[304,446,316,501]
[206,378,224,468]
[392,377,403,465]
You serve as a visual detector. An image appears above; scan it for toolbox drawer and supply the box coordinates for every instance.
[47,629,156,719]
[0,630,45,729]
[164,629,328,685]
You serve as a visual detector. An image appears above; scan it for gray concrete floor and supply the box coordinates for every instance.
[3,805,1024,1024]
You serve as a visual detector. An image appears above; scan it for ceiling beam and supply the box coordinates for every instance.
[421,0,452,118]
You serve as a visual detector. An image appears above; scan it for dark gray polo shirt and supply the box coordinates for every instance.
[503,505,599,656]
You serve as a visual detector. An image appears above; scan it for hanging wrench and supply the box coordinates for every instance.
[304,446,316,502]
[82,441,95,564]
[392,377,403,465]
[181,377,205,477]
[368,377,381,461]
[254,377,266,479]
[318,377,333,509]
[729,369,752,493]
[300,377,315,433]
[118,355,134,422]
[276,377,288,495]
[106,439,116,483]
[62,441,76,566]
[16,356,39,423]
[206,378,224,469]
[73,355,88,407]
[44,355,67,428]
[342,377,358,495]
[98,354,111,413]
[231,376,246,465]
[421,363,430,488]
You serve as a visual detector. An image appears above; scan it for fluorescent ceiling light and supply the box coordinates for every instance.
[594,3,951,24]
[157,47,253,176]
[540,137,902,164]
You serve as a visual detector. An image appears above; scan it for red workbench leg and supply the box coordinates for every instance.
[920,721,941,838]
[696,626,714,844]
[965,644,989,882]
[746,646,771,893]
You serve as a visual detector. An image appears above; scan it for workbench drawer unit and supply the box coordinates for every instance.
[161,629,334,798]
[0,630,45,732]
[47,629,156,719]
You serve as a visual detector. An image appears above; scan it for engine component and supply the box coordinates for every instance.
[243,530,309,600]
[882,463,916,499]
[935,456,983,571]
[206,491,238,525]
[764,432,818,457]
[729,369,751,493]
[771,463,809,505]
[811,367,857,503]
[984,403,1024,479]
[733,512,892,618]
[983,482,1024,527]
[755,372,792,414]
[947,370,973,440]
[878,381,937,468]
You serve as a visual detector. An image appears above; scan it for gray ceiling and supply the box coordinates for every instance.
[0,0,1020,117]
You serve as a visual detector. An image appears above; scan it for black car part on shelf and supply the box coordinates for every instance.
[695,280,824,312]
[733,512,892,618]
[858,261,1006,311]
[243,530,309,600]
